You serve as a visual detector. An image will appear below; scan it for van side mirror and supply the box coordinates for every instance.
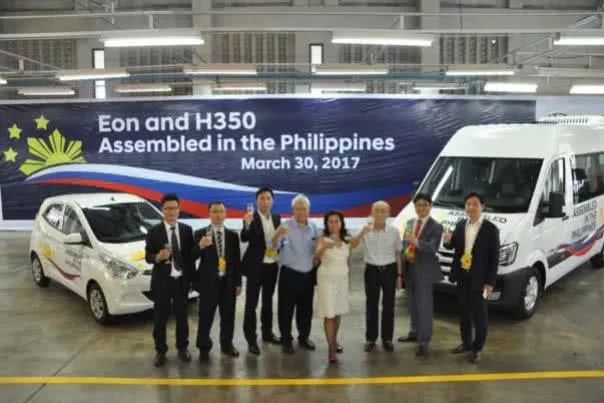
[543,191,565,218]
[65,233,84,245]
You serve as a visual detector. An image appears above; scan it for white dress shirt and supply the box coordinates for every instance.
[362,224,402,266]
[164,221,182,279]
[260,212,277,264]
[464,217,483,254]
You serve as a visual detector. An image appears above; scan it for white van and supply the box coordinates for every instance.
[394,115,604,318]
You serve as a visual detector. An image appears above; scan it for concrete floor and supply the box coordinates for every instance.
[0,231,602,403]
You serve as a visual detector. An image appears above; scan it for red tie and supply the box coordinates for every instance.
[407,220,422,262]
[414,220,422,237]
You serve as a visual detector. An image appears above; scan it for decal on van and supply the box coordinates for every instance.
[548,224,604,268]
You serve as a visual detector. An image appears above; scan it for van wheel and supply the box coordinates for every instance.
[87,283,112,325]
[31,254,50,287]
[515,267,541,319]
[589,244,604,269]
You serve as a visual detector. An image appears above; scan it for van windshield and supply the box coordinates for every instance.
[82,202,162,243]
[417,156,543,213]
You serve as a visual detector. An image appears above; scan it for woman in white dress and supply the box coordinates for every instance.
[314,210,351,363]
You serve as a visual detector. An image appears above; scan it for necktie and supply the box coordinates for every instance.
[414,219,422,237]
[406,219,423,261]
[216,229,224,258]
[170,226,182,272]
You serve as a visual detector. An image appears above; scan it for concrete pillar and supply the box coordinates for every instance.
[192,0,213,95]
[419,0,440,68]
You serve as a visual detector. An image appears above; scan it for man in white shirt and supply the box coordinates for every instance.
[352,200,403,353]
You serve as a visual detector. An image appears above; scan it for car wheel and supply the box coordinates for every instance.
[87,282,112,325]
[515,267,541,319]
[31,254,50,287]
[589,244,604,269]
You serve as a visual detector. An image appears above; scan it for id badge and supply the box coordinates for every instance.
[461,252,472,270]
[265,247,278,258]
[218,257,227,273]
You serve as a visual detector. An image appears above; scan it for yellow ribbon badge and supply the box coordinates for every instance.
[461,252,472,270]
[265,247,278,258]
[218,257,227,273]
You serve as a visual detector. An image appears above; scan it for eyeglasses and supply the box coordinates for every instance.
[163,206,179,211]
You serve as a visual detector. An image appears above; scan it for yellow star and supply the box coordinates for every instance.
[8,124,21,139]
[35,115,50,130]
[3,147,18,163]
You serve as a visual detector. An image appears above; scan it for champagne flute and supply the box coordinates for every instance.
[247,203,254,215]
[163,242,172,264]
[367,216,374,231]
[205,227,213,245]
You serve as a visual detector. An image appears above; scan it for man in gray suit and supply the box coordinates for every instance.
[398,193,443,357]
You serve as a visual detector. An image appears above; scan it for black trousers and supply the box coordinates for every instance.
[457,275,489,352]
[278,266,314,346]
[243,262,279,343]
[152,276,189,355]
[364,263,397,343]
[196,276,236,351]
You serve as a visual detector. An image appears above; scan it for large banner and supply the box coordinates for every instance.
[0,96,535,228]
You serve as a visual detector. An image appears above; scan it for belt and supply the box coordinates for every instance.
[366,263,396,271]
[282,265,313,275]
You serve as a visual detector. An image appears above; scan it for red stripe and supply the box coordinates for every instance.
[35,178,410,218]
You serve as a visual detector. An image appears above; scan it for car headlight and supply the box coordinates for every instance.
[100,254,138,280]
[499,242,518,266]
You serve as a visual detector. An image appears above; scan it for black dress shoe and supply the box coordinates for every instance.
[299,339,316,351]
[469,351,481,363]
[153,353,166,368]
[451,344,472,354]
[336,344,343,354]
[364,341,376,352]
[198,350,210,362]
[415,345,428,358]
[383,341,394,352]
[262,334,281,345]
[398,333,418,343]
[221,346,240,358]
[248,343,261,355]
[282,343,295,354]
[177,350,192,363]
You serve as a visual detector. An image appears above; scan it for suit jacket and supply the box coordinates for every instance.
[443,218,500,290]
[192,226,242,290]
[403,217,443,284]
[240,212,281,276]
[144,222,195,294]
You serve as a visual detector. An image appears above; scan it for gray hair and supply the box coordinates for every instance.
[291,194,310,208]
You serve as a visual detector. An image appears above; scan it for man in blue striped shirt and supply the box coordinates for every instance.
[272,194,319,354]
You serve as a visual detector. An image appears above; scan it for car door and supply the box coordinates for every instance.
[37,203,65,284]
[56,204,88,293]
[532,156,573,285]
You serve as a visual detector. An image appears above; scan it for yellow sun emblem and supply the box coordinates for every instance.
[461,252,472,270]
[19,129,85,176]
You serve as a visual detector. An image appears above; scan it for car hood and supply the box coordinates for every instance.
[97,240,151,271]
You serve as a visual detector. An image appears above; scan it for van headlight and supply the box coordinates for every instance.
[100,254,138,280]
[499,243,518,266]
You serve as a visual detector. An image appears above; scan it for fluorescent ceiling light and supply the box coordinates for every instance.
[311,82,366,93]
[313,64,389,76]
[536,66,604,78]
[447,69,515,76]
[570,85,604,94]
[213,83,267,91]
[0,78,6,85]
[114,84,172,93]
[103,36,204,47]
[332,30,434,47]
[57,69,129,81]
[484,82,537,93]
[554,36,604,46]
[18,86,75,96]
[184,64,257,76]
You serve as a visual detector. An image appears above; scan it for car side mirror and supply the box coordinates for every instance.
[65,233,84,245]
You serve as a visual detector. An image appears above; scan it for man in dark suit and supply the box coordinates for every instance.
[193,201,242,360]
[398,193,443,357]
[144,193,195,367]
[443,192,500,363]
[241,187,281,355]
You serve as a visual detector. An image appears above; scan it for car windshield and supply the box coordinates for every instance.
[417,156,543,213]
[82,202,162,243]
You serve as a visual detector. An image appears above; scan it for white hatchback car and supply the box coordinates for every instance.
[29,192,196,324]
